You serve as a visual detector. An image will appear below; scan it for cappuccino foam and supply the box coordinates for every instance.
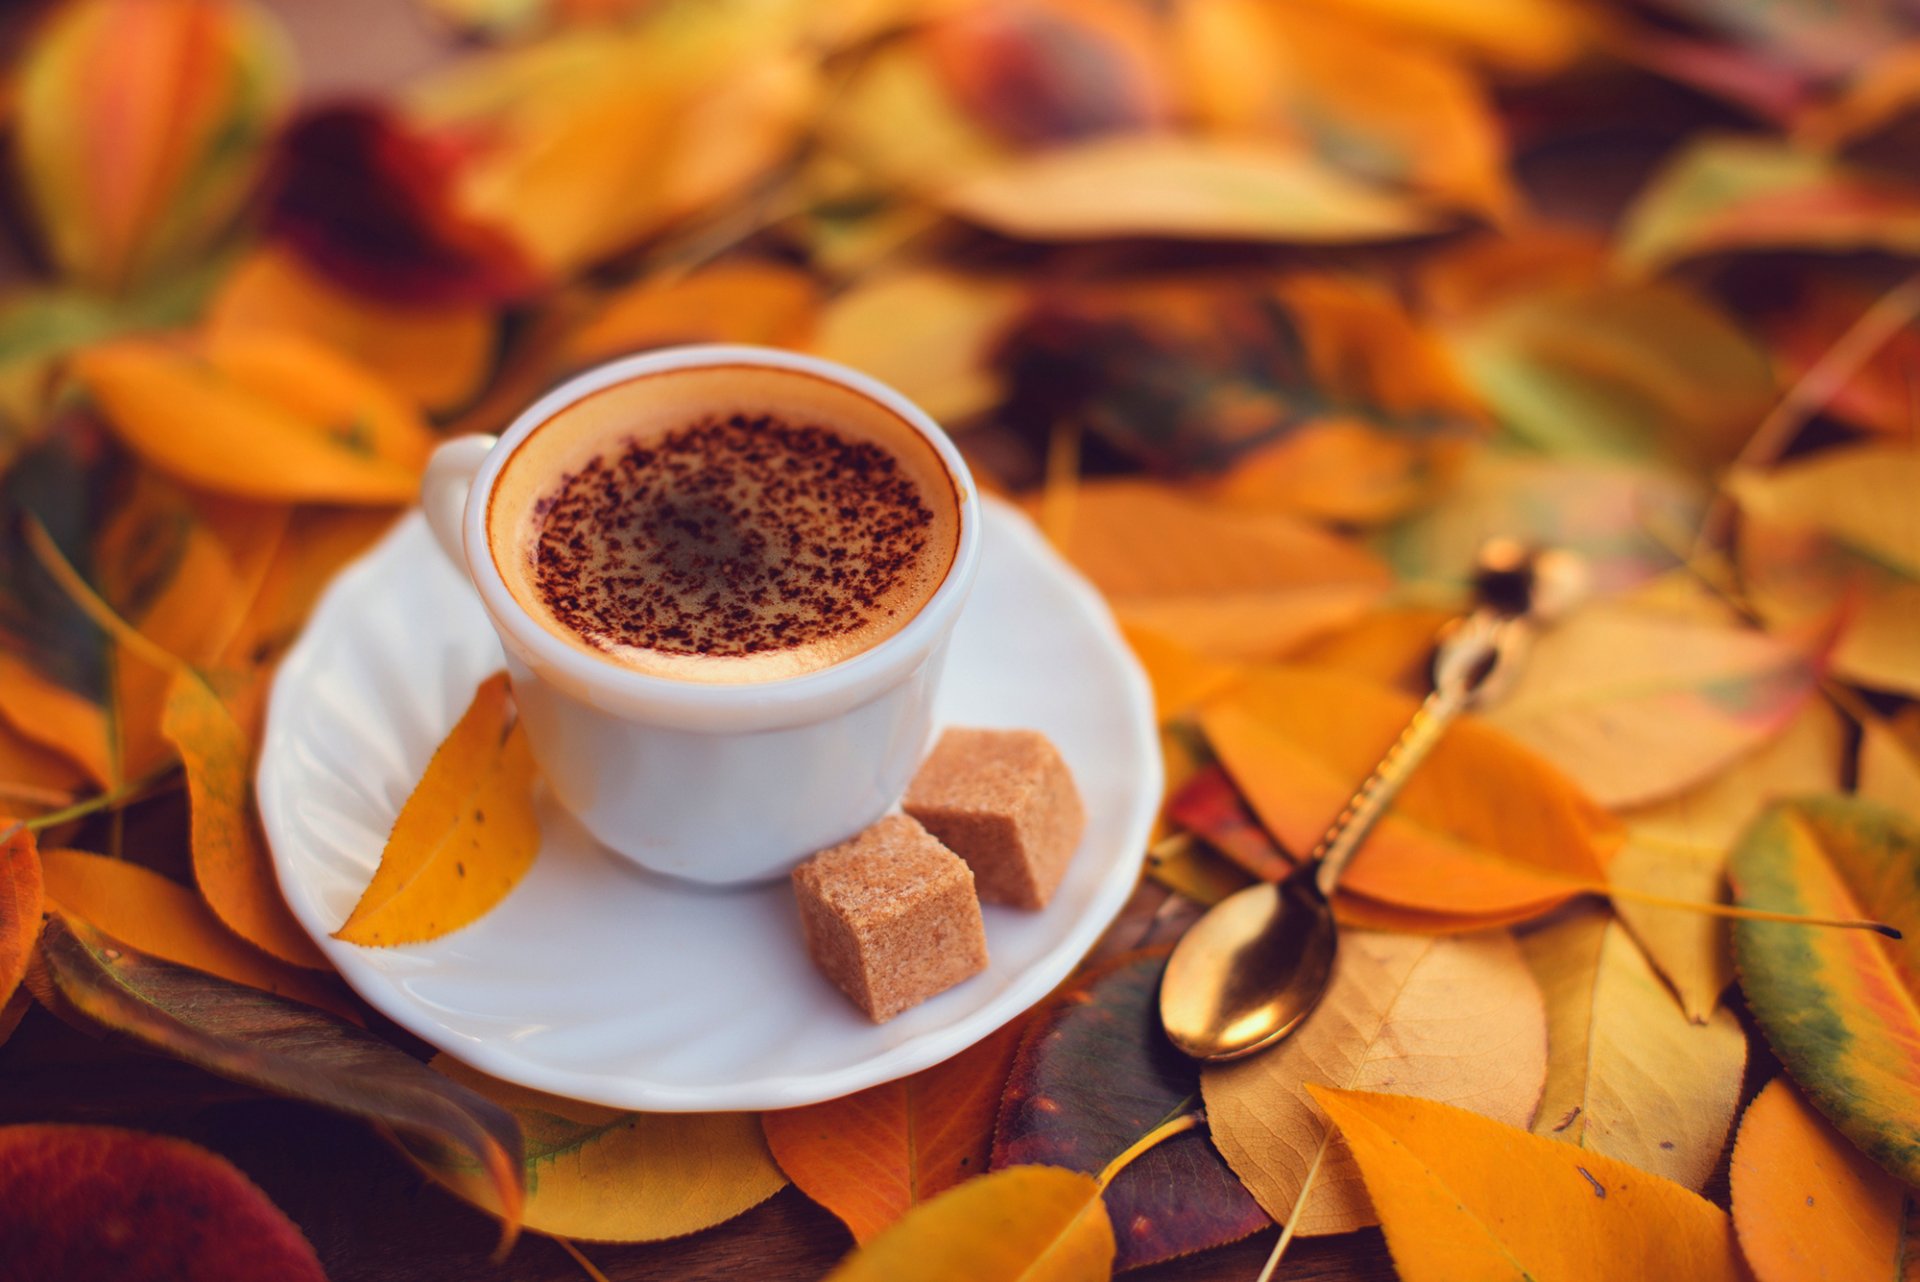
[489,364,961,683]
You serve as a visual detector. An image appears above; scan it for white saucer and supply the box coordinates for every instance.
[258,496,1159,1111]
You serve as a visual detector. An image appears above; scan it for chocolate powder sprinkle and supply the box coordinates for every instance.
[530,413,938,660]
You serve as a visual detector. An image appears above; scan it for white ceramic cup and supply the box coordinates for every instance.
[421,344,981,886]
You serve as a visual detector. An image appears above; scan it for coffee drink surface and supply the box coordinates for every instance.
[489,364,961,683]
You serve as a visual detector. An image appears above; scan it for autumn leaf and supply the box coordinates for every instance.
[823,1165,1114,1282]
[1730,795,1920,1185]
[1518,908,1746,1190]
[37,913,526,1235]
[0,1124,326,1281]
[1121,627,1245,725]
[335,672,540,947]
[1637,0,1905,87]
[763,1024,1022,1244]
[1165,764,1293,884]
[1311,1087,1748,1282]
[1282,607,1454,692]
[1617,137,1920,273]
[1758,277,1920,437]
[0,718,87,814]
[1050,480,1389,661]
[164,666,326,969]
[1730,1077,1920,1282]
[563,259,822,371]
[207,247,498,416]
[1300,0,1585,72]
[0,824,43,1014]
[1480,594,1824,808]
[1202,930,1547,1236]
[40,847,356,1020]
[1613,700,1845,1021]
[1201,665,1617,921]
[405,1055,785,1242]
[938,137,1437,244]
[810,268,1025,426]
[1859,710,1920,820]
[12,0,293,292]
[992,951,1269,1271]
[73,331,434,505]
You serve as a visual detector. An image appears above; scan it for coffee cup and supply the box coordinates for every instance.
[421,344,981,885]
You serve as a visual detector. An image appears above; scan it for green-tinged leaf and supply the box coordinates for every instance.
[992,951,1269,1271]
[1618,137,1920,273]
[0,1124,326,1280]
[1203,930,1546,1236]
[37,913,526,1235]
[1311,1087,1747,1282]
[824,1165,1114,1282]
[405,1055,785,1242]
[1519,908,1745,1190]
[763,1025,1021,1243]
[1730,796,1920,1185]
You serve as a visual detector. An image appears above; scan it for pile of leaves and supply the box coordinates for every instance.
[1,0,1918,1277]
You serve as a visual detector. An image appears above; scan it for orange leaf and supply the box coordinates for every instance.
[1120,625,1244,722]
[763,1024,1022,1244]
[335,673,540,948]
[1201,666,1617,919]
[0,718,88,813]
[563,260,821,371]
[1730,1076,1919,1282]
[162,668,325,969]
[0,824,43,1011]
[1311,1087,1747,1282]
[40,848,356,1021]
[0,652,111,789]
[208,248,497,416]
[73,332,434,505]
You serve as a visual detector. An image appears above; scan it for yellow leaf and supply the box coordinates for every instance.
[1203,930,1546,1235]
[1729,1077,1919,1282]
[408,1055,786,1241]
[1281,607,1453,691]
[823,1165,1114,1282]
[336,673,539,947]
[1120,625,1244,722]
[563,260,821,371]
[1310,1087,1747,1282]
[1614,701,1845,1021]
[39,848,356,1020]
[939,137,1437,244]
[208,248,497,416]
[1202,666,1616,919]
[163,667,325,969]
[811,269,1024,425]
[1859,711,1920,822]
[74,333,433,505]
[1730,446,1920,579]
[1519,908,1746,1190]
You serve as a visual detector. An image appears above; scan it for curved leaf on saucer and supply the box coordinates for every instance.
[40,848,356,1020]
[405,1055,785,1242]
[823,1165,1113,1282]
[1519,908,1745,1191]
[1730,795,1920,1185]
[1202,665,1617,920]
[0,1123,326,1282]
[1730,1076,1920,1282]
[0,823,43,1012]
[336,671,540,948]
[37,913,525,1238]
[164,667,327,969]
[764,1022,1021,1244]
[992,950,1269,1271]
[1203,929,1546,1236]
[1311,1087,1747,1282]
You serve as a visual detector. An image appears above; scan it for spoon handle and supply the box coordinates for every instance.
[1310,615,1508,899]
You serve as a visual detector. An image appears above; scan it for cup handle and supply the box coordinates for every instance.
[422,434,497,570]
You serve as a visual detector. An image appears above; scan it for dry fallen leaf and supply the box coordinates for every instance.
[1312,1087,1748,1282]
[563,260,822,371]
[163,667,326,969]
[0,823,43,1013]
[763,1024,1021,1244]
[1519,907,1746,1191]
[407,1055,786,1242]
[1859,710,1920,820]
[822,1165,1114,1282]
[1730,1076,1920,1282]
[0,650,112,790]
[336,672,540,948]
[810,268,1025,425]
[1202,930,1547,1236]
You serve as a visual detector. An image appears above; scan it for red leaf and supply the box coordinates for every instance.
[1164,765,1294,882]
[0,1123,326,1281]
[268,105,537,307]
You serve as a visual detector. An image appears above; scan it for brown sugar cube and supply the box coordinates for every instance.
[792,814,989,1022]
[903,728,1086,910]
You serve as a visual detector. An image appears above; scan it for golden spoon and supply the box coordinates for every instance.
[1158,542,1576,1062]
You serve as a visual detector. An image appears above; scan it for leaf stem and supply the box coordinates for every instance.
[1256,1129,1332,1282]
[1603,884,1901,939]
[21,765,178,832]
[1095,1110,1202,1191]
[23,514,182,674]
[1041,416,1082,548]
[553,1237,612,1282]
